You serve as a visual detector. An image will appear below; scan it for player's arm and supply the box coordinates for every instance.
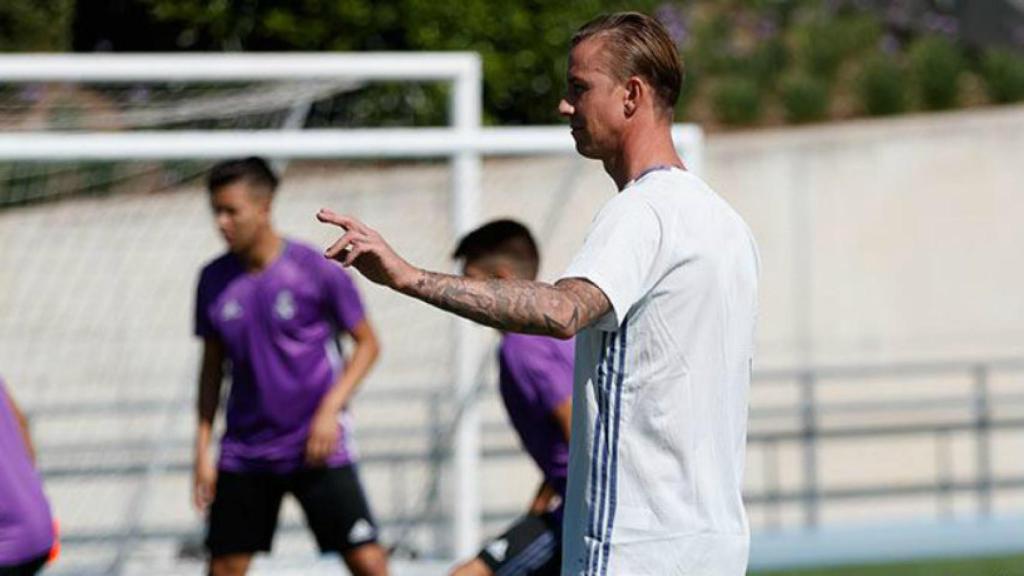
[529,482,558,516]
[3,386,36,463]
[193,337,225,511]
[317,209,610,339]
[306,318,380,465]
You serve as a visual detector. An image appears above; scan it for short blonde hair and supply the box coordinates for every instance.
[572,12,683,116]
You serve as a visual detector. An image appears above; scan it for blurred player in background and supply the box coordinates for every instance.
[317,11,758,575]
[449,221,573,576]
[0,377,55,576]
[193,157,389,576]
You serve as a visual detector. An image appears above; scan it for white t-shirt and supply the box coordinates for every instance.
[559,167,759,576]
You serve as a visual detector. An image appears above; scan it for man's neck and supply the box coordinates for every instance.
[604,121,685,190]
[242,231,283,271]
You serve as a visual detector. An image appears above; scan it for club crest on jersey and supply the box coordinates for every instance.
[348,518,376,544]
[274,290,296,320]
[485,538,509,562]
[221,299,243,321]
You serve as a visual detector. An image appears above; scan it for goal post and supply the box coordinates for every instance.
[0,52,704,569]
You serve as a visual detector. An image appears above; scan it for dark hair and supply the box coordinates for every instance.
[453,219,540,280]
[572,12,683,116]
[207,157,279,196]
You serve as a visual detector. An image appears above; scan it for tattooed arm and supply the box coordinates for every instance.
[316,209,611,338]
[403,272,608,338]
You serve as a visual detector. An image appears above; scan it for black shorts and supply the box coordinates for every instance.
[477,512,561,576]
[206,463,379,557]
[0,553,48,576]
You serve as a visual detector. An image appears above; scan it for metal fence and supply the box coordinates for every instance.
[28,356,1024,573]
[747,358,1024,529]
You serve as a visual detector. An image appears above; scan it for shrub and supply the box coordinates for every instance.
[745,38,789,90]
[981,49,1024,104]
[858,55,907,116]
[792,21,847,81]
[676,61,700,118]
[908,36,964,110]
[711,76,762,126]
[780,71,829,123]
[837,13,884,57]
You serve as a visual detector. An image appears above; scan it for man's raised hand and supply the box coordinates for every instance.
[317,208,418,289]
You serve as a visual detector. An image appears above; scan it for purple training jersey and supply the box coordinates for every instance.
[0,378,54,566]
[498,333,574,501]
[195,239,366,473]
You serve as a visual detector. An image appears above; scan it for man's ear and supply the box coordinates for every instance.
[624,76,643,117]
[257,192,274,214]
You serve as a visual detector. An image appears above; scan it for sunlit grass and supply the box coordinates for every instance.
[751,554,1024,576]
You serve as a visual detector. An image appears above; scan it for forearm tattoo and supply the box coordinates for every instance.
[404,272,610,337]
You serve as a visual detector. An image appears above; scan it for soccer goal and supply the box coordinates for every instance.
[0,53,705,576]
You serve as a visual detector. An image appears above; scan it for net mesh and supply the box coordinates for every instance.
[0,80,607,573]
[0,77,447,207]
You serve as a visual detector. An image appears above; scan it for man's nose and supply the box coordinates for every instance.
[558,99,574,117]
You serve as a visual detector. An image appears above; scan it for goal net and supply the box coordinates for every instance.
[0,53,705,576]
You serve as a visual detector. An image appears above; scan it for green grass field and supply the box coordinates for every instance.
[751,554,1024,576]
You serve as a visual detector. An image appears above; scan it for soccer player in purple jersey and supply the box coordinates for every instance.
[448,221,573,576]
[193,158,389,576]
[0,377,55,576]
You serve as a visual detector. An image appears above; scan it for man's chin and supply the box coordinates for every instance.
[573,140,602,159]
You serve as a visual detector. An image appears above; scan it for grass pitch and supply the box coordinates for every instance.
[752,554,1024,576]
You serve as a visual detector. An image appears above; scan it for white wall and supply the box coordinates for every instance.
[705,104,1024,367]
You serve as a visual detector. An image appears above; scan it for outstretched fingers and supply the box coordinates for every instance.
[343,242,370,267]
[316,208,367,232]
[324,229,359,261]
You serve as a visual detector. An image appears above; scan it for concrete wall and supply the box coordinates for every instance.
[705,104,1024,367]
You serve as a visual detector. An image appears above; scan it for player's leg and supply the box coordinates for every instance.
[449,557,492,576]
[292,464,389,576]
[340,541,390,576]
[454,513,561,576]
[205,471,286,576]
[208,554,252,576]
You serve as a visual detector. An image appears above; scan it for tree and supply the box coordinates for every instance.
[131,0,659,125]
[0,0,73,51]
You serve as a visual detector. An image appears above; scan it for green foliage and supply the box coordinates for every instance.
[3,0,1010,129]
[980,49,1024,104]
[908,36,964,110]
[835,13,884,58]
[688,12,735,76]
[792,20,849,81]
[746,38,790,90]
[711,76,762,126]
[791,14,881,83]
[0,0,73,51]
[779,71,829,123]
[141,0,661,125]
[857,55,907,116]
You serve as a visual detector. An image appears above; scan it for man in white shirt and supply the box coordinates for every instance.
[317,11,759,575]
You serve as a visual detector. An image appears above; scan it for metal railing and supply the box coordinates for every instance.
[747,358,1024,530]
[28,356,1024,568]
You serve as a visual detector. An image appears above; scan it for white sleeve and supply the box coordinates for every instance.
[560,194,662,331]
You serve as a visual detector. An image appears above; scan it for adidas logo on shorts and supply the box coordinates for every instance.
[348,518,376,544]
[485,538,509,562]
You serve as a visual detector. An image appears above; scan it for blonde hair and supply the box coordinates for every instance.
[572,12,683,116]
